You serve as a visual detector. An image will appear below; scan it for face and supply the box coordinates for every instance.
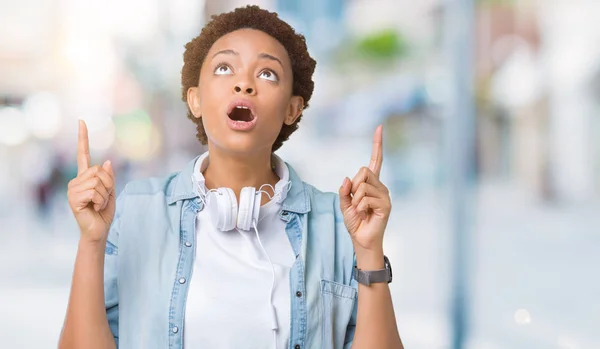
[187,29,304,155]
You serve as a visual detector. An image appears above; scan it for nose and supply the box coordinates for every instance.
[233,81,255,95]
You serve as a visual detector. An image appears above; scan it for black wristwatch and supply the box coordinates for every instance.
[353,255,393,286]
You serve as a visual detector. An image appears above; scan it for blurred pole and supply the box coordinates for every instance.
[443,0,475,348]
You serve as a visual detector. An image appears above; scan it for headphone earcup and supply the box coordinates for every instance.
[210,187,237,231]
[237,187,257,231]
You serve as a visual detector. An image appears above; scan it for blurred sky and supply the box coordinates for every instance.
[1,0,599,348]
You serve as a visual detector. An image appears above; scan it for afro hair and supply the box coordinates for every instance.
[181,5,316,151]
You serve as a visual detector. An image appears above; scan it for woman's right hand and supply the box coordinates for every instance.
[67,120,117,243]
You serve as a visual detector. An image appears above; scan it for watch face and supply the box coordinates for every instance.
[384,255,392,282]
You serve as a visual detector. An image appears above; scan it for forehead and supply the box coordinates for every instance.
[208,28,290,65]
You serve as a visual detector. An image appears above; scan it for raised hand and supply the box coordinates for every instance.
[67,120,116,243]
[339,125,391,255]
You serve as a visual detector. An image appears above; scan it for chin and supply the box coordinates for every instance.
[211,134,271,155]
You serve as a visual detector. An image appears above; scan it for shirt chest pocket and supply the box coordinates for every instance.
[320,279,357,349]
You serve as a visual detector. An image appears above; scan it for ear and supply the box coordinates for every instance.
[187,87,202,118]
[284,96,305,126]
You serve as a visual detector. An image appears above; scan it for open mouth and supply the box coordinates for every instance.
[227,105,255,122]
[228,106,254,121]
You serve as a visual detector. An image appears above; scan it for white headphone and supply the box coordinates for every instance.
[203,186,263,231]
[192,152,290,231]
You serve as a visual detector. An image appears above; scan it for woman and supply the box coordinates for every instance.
[59,5,402,349]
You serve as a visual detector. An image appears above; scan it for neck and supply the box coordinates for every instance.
[202,146,279,203]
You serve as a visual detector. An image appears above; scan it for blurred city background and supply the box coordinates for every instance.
[1,0,599,348]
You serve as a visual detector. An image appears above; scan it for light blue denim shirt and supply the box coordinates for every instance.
[104,156,359,349]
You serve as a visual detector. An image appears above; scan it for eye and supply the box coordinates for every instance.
[258,69,278,82]
[214,64,233,75]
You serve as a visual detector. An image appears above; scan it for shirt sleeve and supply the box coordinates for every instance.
[104,191,125,347]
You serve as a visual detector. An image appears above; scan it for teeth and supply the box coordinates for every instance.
[235,106,249,109]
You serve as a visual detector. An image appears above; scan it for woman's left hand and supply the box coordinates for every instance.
[339,125,391,258]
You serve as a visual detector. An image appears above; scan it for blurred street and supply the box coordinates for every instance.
[1,181,598,349]
[2,0,600,348]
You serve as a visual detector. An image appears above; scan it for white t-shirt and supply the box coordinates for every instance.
[184,153,295,349]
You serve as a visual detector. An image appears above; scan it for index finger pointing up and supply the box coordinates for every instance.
[369,124,383,178]
[77,120,91,175]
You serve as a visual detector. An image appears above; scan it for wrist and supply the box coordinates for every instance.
[354,245,385,270]
[78,237,107,251]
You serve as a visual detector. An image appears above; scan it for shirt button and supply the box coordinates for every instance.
[178,278,186,284]
[172,326,179,333]
[296,291,302,297]
[184,242,192,247]
[281,211,289,216]
[294,345,300,349]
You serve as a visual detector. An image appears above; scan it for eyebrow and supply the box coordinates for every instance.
[212,49,238,59]
[258,53,283,68]
[211,49,283,68]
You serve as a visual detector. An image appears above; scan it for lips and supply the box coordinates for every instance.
[226,100,258,131]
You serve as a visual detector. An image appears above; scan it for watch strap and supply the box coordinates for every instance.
[353,256,393,286]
